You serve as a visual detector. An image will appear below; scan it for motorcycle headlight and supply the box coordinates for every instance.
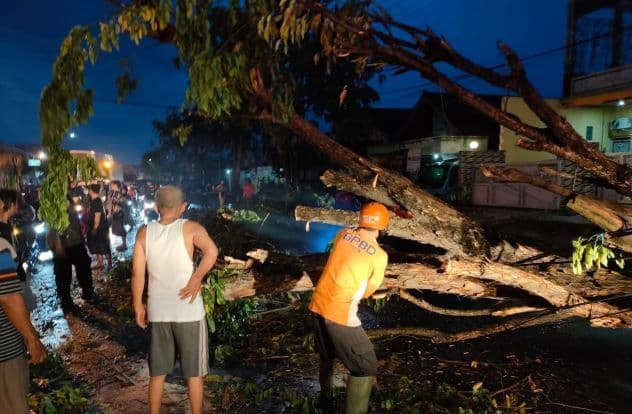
[34,223,46,234]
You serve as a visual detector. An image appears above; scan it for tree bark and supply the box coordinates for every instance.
[367,308,579,343]
[216,251,632,328]
[283,113,489,256]
[481,165,632,253]
[295,205,447,248]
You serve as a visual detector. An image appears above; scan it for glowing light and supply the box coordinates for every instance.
[617,99,625,107]
[69,132,76,138]
[469,141,480,150]
[432,153,440,160]
[103,160,113,169]
[34,223,46,234]
[38,151,47,160]
[38,250,54,262]
[225,169,232,175]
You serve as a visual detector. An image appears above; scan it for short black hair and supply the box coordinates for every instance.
[0,189,19,212]
[89,184,101,194]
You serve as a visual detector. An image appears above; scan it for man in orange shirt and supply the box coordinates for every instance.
[309,202,389,414]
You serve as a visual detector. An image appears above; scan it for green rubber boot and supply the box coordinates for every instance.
[345,376,374,414]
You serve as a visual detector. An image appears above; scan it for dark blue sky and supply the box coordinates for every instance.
[0,1,567,165]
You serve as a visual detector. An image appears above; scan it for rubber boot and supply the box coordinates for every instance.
[318,360,335,411]
[345,376,374,414]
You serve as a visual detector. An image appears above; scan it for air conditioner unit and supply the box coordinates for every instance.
[609,117,632,139]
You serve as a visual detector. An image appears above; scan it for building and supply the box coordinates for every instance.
[367,92,501,174]
[563,0,632,151]
[564,0,632,105]
[499,96,630,162]
[500,0,632,162]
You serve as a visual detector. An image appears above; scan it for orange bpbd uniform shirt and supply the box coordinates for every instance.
[309,228,388,327]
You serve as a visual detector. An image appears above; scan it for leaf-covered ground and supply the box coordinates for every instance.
[28,208,632,413]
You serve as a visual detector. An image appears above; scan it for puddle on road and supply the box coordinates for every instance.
[28,260,70,349]
[28,231,134,350]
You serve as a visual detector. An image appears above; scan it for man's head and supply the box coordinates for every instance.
[110,180,121,191]
[155,186,186,216]
[358,202,390,231]
[88,184,101,198]
[0,189,20,219]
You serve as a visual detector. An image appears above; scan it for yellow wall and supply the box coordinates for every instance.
[500,97,557,163]
[500,97,632,162]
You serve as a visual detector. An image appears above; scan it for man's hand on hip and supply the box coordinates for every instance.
[179,276,202,303]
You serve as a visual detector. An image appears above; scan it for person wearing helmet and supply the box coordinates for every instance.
[309,202,390,413]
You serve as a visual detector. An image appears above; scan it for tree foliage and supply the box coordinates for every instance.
[39,27,99,230]
[39,0,379,230]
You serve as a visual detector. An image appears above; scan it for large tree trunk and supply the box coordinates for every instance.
[246,61,488,257]
[284,113,488,256]
[217,250,632,332]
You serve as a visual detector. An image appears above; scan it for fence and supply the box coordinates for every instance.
[471,152,632,210]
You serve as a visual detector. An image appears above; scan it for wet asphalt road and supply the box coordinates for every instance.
[28,231,133,349]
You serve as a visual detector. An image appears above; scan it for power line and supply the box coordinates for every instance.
[377,23,632,100]
[3,11,629,111]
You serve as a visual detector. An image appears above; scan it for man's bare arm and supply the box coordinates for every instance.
[179,221,218,303]
[0,292,47,363]
[191,222,218,277]
[131,225,148,328]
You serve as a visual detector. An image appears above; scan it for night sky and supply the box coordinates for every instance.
[0,0,567,165]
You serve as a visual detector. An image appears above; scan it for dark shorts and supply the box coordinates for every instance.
[87,228,110,255]
[312,313,378,377]
[149,319,209,378]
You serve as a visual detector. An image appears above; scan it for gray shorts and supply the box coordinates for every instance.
[0,354,29,413]
[149,319,209,378]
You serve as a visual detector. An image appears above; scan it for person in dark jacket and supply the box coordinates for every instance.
[47,199,95,314]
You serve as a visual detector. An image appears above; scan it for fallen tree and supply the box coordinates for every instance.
[40,1,632,341]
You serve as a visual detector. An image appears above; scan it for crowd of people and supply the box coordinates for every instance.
[0,178,388,414]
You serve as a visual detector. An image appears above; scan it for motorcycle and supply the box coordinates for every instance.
[142,194,159,223]
[11,202,48,263]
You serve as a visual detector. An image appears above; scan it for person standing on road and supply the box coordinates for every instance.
[0,234,47,412]
[0,190,38,313]
[47,199,95,314]
[107,181,128,252]
[132,186,218,414]
[242,178,256,208]
[86,184,111,270]
[309,202,390,414]
[213,180,225,210]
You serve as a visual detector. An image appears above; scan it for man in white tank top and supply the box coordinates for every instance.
[132,186,218,414]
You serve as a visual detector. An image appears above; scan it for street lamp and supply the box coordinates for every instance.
[69,132,77,139]
[225,169,232,193]
[101,159,113,178]
[37,151,47,160]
